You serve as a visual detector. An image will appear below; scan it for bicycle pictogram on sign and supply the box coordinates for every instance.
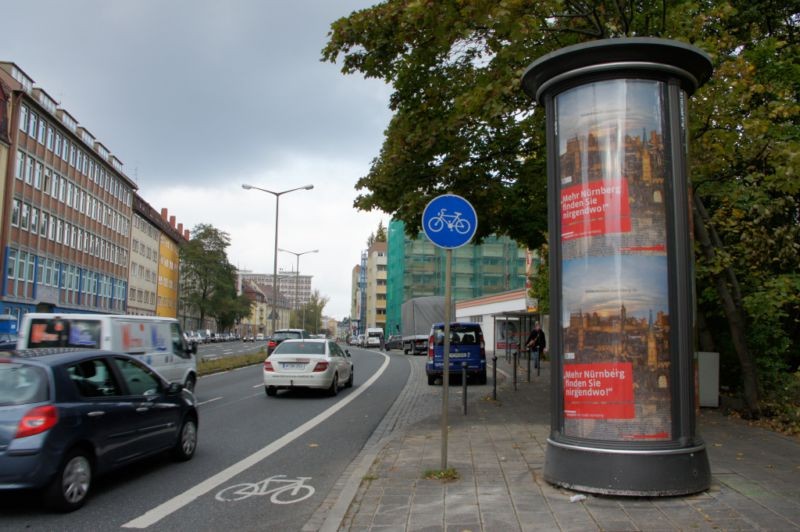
[215,475,315,504]
[426,209,472,235]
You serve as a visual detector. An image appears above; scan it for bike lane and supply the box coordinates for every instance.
[123,348,411,531]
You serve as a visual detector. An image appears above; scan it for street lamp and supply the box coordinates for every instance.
[278,248,318,330]
[242,183,314,336]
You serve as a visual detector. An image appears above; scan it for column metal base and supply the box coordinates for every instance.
[544,438,711,496]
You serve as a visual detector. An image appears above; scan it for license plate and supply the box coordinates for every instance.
[282,363,306,370]
[449,352,467,358]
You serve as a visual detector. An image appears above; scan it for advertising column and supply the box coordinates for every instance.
[522,38,713,495]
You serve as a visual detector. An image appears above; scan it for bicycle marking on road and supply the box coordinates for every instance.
[122,351,391,529]
[215,475,315,504]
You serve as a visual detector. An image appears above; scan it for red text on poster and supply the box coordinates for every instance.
[563,362,634,419]
[561,179,631,241]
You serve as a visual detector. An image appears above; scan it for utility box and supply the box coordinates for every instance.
[697,352,720,408]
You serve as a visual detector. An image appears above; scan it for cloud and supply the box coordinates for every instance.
[3,0,391,319]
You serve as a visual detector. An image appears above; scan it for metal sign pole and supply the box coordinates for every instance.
[441,248,452,470]
[421,193,477,473]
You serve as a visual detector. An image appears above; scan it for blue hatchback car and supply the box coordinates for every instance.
[0,349,198,511]
[425,322,487,385]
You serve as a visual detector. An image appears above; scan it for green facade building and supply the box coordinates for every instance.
[386,220,529,335]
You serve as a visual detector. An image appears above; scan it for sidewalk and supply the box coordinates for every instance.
[328,356,800,531]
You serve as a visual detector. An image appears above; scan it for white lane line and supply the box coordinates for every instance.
[252,383,262,389]
[197,397,222,406]
[122,352,391,529]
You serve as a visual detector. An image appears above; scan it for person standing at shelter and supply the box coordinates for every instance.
[526,322,546,368]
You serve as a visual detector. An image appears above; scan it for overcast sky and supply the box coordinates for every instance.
[3,0,392,319]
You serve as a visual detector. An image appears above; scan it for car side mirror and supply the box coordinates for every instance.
[166,382,183,395]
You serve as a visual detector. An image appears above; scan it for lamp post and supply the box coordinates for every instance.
[278,247,318,329]
[242,183,313,336]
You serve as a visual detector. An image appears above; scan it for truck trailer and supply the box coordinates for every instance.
[401,296,445,355]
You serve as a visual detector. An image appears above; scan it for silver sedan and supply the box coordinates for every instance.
[263,339,354,397]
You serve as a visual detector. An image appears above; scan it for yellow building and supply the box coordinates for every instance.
[154,208,187,318]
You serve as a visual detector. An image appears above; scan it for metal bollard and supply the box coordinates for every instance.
[461,362,468,415]
[513,351,518,391]
[527,348,531,383]
[492,355,498,400]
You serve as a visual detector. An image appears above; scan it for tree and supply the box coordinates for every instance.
[375,220,387,242]
[296,290,329,334]
[180,224,252,329]
[324,1,800,419]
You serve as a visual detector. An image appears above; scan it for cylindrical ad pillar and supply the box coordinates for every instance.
[522,38,713,495]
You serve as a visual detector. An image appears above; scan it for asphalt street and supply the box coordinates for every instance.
[0,346,411,532]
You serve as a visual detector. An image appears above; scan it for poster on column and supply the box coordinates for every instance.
[555,79,673,442]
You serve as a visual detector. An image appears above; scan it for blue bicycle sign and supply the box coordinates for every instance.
[422,194,478,248]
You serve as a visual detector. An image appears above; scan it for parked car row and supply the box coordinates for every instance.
[186,331,243,344]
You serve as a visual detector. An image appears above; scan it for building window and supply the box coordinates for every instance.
[11,200,20,227]
[28,112,38,139]
[40,212,48,237]
[55,133,62,157]
[61,139,68,162]
[19,105,28,133]
[34,162,43,189]
[30,208,39,234]
[47,126,54,150]
[37,118,46,144]
[20,203,30,230]
[15,151,25,180]
[25,157,34,184]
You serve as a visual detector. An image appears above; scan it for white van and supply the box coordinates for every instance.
[365,327,383,348]
[17,313,198,391]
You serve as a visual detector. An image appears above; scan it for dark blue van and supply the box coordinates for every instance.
[426,322,487,385]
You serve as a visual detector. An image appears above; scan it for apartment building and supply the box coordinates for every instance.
[238,270,313,310]
[365,241,387,331]
[350,264,361,334]
[129,198,188,317]
[384,219,530,334]
[0,62,133,321]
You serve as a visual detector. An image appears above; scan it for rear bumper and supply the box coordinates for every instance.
[0,449,59,490]
[426,360,486,376]
[263,372,334,390]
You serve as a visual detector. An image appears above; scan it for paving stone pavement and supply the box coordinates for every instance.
[308,353,800,531]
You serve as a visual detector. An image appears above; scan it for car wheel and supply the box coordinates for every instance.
[172,416,198,461]
[44,448,92,512]
[328,373,339,396]
[346,368,354,388]
[427,375,436,386]
[184,374,196,393]
[265,385,277,397]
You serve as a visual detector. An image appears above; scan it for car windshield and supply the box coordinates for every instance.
[273,331,302,341]
[273,342,325,355]
[0,362,49,406]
